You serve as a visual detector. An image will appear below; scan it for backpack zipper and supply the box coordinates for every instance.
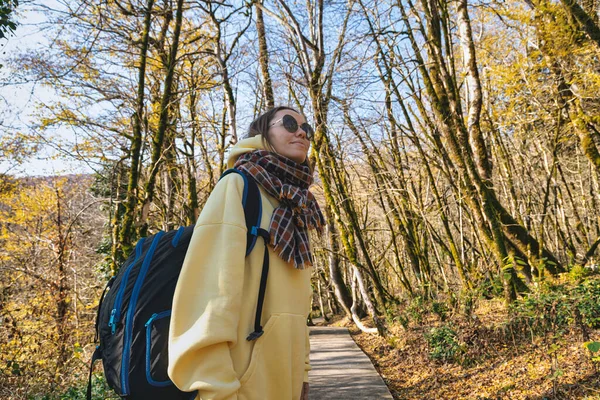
[144,310,173,387]
[108,238,146,334]
[121,231,164,395]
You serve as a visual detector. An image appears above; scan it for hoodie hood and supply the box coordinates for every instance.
[227,136,267,169]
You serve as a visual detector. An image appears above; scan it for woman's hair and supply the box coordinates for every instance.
[246,106,300,150]
[246,105,314,170]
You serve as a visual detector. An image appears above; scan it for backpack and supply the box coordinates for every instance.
[87,168,271,400]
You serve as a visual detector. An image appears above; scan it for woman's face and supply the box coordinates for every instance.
[267,110,311,164]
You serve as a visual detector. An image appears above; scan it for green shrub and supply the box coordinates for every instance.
[584,341,600,370]
[396,312,410,330]
[569,264,590,282]
[407,296,425,325]
[432,301,449,322]
[574,280,600,328]
[28,373,118,400]
[385,304,410,330]
[509,278,600,339]
[509,284,572,337]
[424,325,465,363]
[459,289,477,319]
[385,306,398,325]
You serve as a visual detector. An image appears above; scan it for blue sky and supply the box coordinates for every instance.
[0,0,386,177]
[0,1,92,177]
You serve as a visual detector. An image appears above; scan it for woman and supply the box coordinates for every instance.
[168,106,325,400]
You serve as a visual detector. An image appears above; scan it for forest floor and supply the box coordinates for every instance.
[320,298,600,400]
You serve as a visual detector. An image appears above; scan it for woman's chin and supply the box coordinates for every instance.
[292,155,307,164]
[279,151,307,164]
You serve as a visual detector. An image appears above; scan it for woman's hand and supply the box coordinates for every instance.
[300,382,309,400]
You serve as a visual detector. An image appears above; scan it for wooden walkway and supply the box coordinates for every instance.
[308,326,394,400]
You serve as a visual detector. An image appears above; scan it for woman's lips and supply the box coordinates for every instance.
[291,141,309,149]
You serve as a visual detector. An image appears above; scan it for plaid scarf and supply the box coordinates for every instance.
[234,150,325,269]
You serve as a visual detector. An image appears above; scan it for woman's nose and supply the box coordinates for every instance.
[296,127,307,138]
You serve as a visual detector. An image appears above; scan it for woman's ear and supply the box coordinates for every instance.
[261,135,274,152]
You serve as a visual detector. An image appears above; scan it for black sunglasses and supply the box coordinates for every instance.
[269,114,315,140]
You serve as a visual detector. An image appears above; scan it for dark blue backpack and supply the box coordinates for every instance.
[87,169,271,399]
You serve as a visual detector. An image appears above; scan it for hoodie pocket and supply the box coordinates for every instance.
[239,313,307,400]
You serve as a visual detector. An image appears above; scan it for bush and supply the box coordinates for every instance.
[509,283,572,337]
[454,288,476,320]
[569,264,590,282]
[508,278,600,339]
[407,296,425,325]
[385,303,410,330]
[396,313,410,330]
[574,279,600,329]
[432,301,449,322]
[27,373,117,400]
[424,325,465,363]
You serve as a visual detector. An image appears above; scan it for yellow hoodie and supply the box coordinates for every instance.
[168,136,313,400]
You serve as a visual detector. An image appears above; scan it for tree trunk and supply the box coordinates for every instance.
[559,0,600,48]
[54,187,70,372]
[139,0,184,236]
[353,267,386,336]
[255,0,274,110]
[316,273,329,321]
[110,161,126,274]
[324,206,353,318]
[457,0,491,181]
[118,0,155,255]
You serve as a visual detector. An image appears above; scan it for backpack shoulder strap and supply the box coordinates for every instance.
[246,226,270,341]
[220,168,262,256]
[219,168,270,341]
[86,346,102,400]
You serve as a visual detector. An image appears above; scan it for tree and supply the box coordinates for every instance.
[117,0,156,267]
[0,176,104,396]
[0,0,18,40]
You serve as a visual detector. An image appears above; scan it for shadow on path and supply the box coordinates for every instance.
[308,326,394,400]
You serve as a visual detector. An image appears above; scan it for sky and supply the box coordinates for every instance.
[0,0,384,178]
[0,1,93,177]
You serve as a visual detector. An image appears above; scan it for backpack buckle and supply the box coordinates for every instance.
[246,329,264,341]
